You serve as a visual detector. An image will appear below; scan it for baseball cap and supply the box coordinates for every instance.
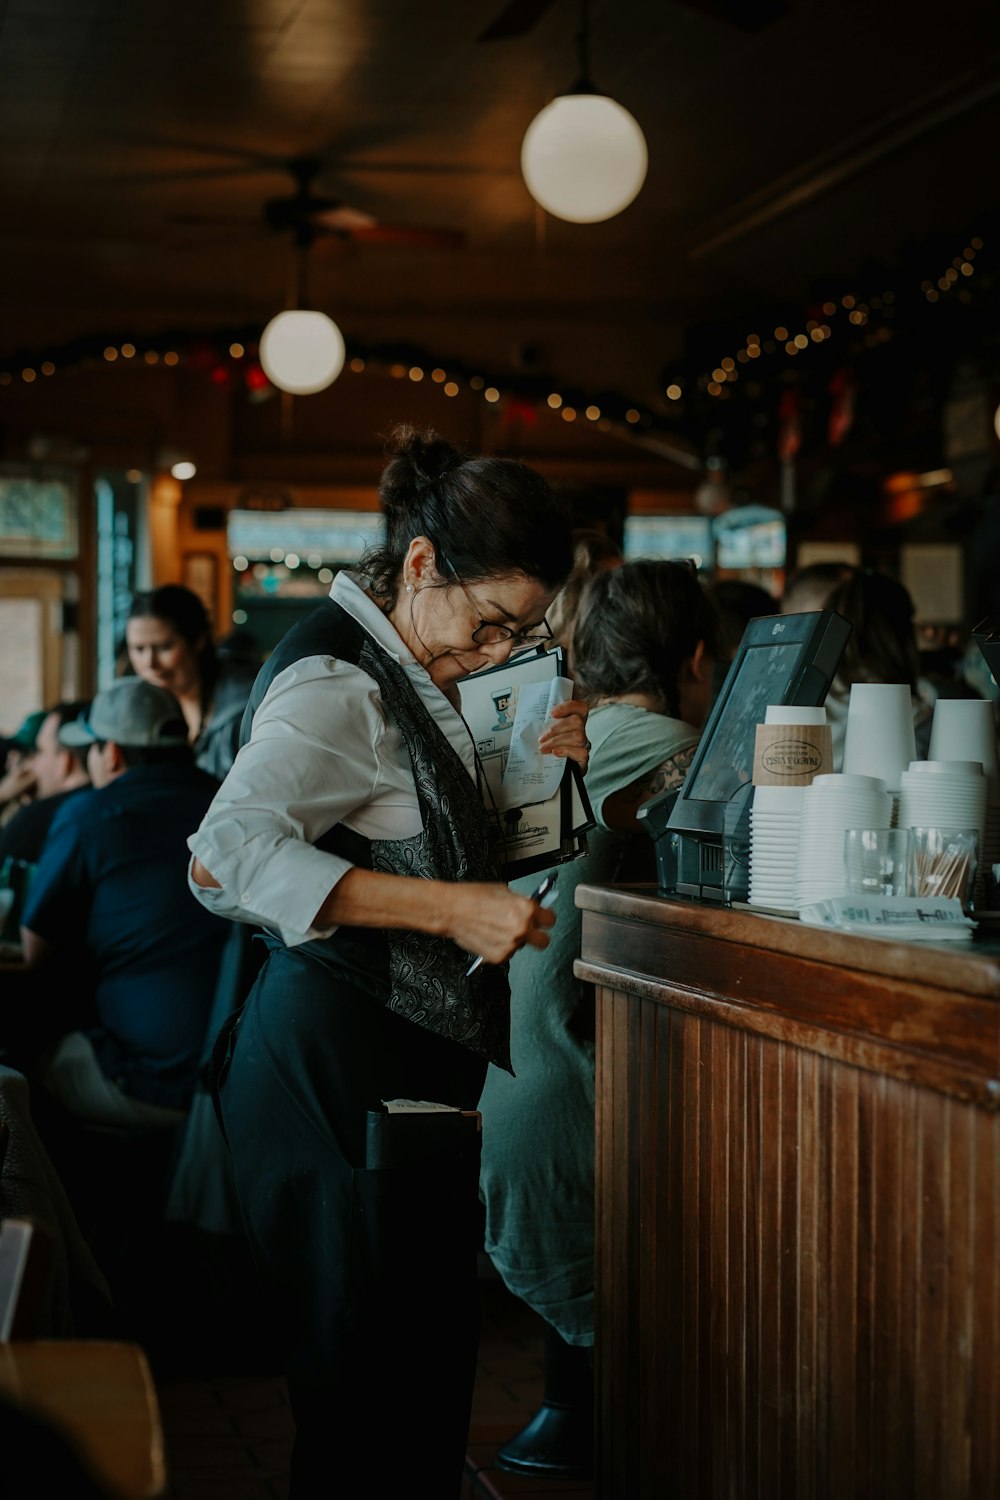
[0,709,48,759]
[59,678,190,750]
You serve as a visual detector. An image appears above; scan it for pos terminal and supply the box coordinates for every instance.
[638,608,851,904]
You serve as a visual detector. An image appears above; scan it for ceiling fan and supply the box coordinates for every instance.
[477,0,787,42]
[173,155,465,251]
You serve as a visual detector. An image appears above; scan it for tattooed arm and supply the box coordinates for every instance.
[600,744,698,832]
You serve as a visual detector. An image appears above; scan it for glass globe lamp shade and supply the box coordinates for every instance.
[258,309,346,395]
[521,93,648,224]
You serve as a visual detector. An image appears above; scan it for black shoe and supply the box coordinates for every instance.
[495,1400,594,1480]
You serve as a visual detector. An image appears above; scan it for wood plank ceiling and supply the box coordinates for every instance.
[1,0,999,409]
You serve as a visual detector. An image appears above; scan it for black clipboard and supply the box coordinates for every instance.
[457,645,595,881]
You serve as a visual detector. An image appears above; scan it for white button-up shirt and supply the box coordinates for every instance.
[186,571,477,947]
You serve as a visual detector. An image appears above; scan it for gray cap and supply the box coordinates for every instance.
[59,678,190,750]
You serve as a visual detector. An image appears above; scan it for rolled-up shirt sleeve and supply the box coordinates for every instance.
[187,655,396,946]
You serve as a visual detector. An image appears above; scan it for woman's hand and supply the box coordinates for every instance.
[538,697,590,769]
[443,881,557,966]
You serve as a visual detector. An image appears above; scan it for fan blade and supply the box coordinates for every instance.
[477,0,558,42]
[311,205,379,232]
[321,223,465,249]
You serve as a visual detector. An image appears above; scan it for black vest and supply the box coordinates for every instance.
[241,598,512,1071]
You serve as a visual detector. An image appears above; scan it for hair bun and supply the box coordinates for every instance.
[385,423,466,491]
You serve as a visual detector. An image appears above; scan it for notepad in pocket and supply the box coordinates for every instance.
[364,1104,482,1170]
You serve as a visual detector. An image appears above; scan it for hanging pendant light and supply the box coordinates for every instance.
[521,0,647,224]
[259,232,346,395]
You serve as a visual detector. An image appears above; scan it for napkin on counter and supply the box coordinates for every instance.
[798,894,977,939]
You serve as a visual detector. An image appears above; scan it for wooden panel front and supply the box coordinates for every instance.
[595,981,1000,1500]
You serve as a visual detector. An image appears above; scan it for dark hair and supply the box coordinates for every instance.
[362,424,574,600]
[126,585,218,712]
[826,567,920,691]
[571,559,721,717]
[46,698,92,774]
[708,578,778,658]
[547,527,623,648]
[116,743,196,769]
[781,559,856,614]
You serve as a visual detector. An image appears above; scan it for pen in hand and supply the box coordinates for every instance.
[466,872,559,977]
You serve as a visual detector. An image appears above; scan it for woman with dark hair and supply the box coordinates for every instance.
[186,424,588,1498]
[125,584,257,781]
[478,558,720,1480]
[784,564,938,763]
[545,526,622,667]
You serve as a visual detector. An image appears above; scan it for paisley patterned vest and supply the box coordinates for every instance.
[240,598,512,1071]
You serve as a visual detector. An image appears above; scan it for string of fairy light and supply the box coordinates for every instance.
[671,234,988,406]
[0,328,666,447]
[0,231,991,454]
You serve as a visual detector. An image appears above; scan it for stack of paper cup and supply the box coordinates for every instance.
[841,683,917,824]
[928,697,1000,900]
[748,784,808,910]
[897,757,988,904]
[747,704,829,912]
[795,772,892,908]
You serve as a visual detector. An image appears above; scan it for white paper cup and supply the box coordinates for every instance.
[928,698,1000,804]
[905,759,983,777]
[841,682,917,792]
[751,784,808,811]
[764,704,828,725]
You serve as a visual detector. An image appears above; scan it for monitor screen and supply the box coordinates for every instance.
[683,640,803,804]
[666,608,851,843]
[622,514,713,568]
[712,505,786,569]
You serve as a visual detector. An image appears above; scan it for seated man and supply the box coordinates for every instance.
[0,709,49,829]
[19,678,229,1129]
[0,700,92,864]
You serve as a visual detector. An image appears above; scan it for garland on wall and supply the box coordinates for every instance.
[1,224,995,479]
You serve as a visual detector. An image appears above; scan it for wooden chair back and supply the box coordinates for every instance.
[0,1216,54,1341]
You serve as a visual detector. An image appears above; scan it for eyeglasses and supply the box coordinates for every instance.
[438,556,553,650]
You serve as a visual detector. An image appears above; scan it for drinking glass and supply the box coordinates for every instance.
[844,827,914,898]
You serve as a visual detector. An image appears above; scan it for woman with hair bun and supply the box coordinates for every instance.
[187,424,588,1497]
[125,583,257,780]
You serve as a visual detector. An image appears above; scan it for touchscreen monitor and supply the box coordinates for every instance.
[666,608,851,844]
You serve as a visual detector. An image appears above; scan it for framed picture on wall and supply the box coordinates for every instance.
[0,466,78,558]
[182,551,217,617]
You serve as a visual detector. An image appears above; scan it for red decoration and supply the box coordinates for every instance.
[244,362,276,402]
[503,396,539,428]
[777,387,801,463]
[827,367,856,447]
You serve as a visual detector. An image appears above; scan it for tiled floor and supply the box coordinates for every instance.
[156,1258,594,1500]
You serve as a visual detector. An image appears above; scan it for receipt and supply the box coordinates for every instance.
[496,676,573,812]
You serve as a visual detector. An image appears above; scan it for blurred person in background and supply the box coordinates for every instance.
[0,709,48,829]
[124,584,257,781]
[21,679,229,1128]
[783,564,938,763]
[478,559,720,1480]
[19,679,231,1343]
[708,578,778,662]
[0,701,91,865]
[546,527,622,673]
[780,558,856,617]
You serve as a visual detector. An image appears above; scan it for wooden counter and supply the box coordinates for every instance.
[575,886,1000,1500]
